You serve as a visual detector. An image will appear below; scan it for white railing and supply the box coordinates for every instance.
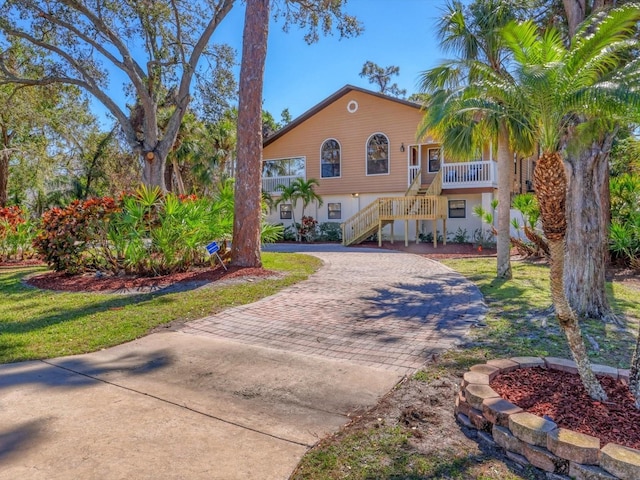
[441,161,497,188]
[408,165,421,187]
[261,175,304,193]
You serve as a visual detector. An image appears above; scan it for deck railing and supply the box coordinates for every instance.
[261,175,304,193]
[441,161,496,188]
[379,196,447,220]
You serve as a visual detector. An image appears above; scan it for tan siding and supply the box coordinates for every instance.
[263,90,436,196]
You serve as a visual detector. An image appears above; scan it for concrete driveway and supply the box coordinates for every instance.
[0,245,485,479]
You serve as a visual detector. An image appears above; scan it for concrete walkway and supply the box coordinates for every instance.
[0,245,485,480]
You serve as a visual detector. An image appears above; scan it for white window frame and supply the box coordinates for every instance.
[365,132,390,176]
[320,138,342,179]
[427,148,441,173]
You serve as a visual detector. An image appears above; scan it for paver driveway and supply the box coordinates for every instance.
[183,244,486,374]
[0,244,486,479]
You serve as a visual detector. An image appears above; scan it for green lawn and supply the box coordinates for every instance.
[0,252,321,364]
[439,258,640,370]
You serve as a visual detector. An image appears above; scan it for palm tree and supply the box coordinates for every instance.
[482,7,640,400]
[418,0,531,280]
[292,178,323,219]
[275,182,301,241]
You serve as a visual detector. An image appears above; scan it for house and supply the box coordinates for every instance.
[262,85,534,246]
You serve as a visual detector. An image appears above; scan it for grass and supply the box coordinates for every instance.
[292,256,640,480]
[438,258,640,370]
[0,252,321,364]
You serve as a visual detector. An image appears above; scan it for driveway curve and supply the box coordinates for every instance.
[0,244,486,480]
[182,244,486,374]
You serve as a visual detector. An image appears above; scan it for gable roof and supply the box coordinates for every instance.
[263,85,423,147]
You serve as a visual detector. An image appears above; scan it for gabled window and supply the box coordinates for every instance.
[321,139,341,178]
[366,133,389,175]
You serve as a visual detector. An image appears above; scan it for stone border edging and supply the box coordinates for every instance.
[455,357,640,480]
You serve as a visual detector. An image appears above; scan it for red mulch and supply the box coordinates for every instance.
[491,367,640,449]
[25,265,277,293]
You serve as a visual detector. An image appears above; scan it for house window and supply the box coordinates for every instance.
[448,200,466,218]
[366,133,389,175]
[262,157,306,178]
[428,148,441,173]
[280,204,293,220]
[321,139,341,178]
[327,203,341,220]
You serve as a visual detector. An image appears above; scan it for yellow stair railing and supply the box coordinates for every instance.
[341,170,447,246]
[424,169,443,196]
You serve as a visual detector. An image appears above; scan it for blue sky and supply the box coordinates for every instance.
[208,0,450,121]
[94,0,451,126]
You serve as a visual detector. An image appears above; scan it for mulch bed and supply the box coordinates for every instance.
[25,264,276,293]
[491,367,640,450]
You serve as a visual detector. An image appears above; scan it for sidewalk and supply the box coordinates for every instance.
[0,245,486,479]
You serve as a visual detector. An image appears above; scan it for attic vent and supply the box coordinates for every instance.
[347,100,358,113]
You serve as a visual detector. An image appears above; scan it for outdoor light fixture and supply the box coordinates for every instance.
[351,193,359,198]
[400,143,405,152]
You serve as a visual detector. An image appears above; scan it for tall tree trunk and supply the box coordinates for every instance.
[534,152,607,401]
[142,150,167,191]
[562,0,586,37]
[564,135,614,319]
[0,151,8,207]
[231,0,269,268]
[496,123,513,279]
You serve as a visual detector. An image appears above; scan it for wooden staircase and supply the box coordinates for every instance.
[342,171,447,246]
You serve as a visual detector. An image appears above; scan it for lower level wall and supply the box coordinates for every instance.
[266,191,529,244]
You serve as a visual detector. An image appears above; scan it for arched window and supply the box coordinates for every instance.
[321,139,341,178]
[366,133,389,175]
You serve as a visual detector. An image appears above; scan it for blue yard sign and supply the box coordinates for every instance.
[206,241,220,255]
[205,241,227,270]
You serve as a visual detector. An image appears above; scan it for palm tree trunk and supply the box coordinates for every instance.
[535,152,607,401]
[496,122,513,279]
[548,239,607,401]
[231,0,269,267]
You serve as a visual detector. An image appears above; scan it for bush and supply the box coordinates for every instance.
[610,174,640,268]
[33,197,120,273]
[317,222,342,242]
[0,206,37,261]
[35,185,235,275]
[299,216,318,242]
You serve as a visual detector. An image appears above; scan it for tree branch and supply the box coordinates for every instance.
[60,0,147,90]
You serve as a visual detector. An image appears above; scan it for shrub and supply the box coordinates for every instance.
[299,216,318,242]
[0,206,37,261]
[317,222,342,242]
[33,197,120,273]
[610,174,640,268]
